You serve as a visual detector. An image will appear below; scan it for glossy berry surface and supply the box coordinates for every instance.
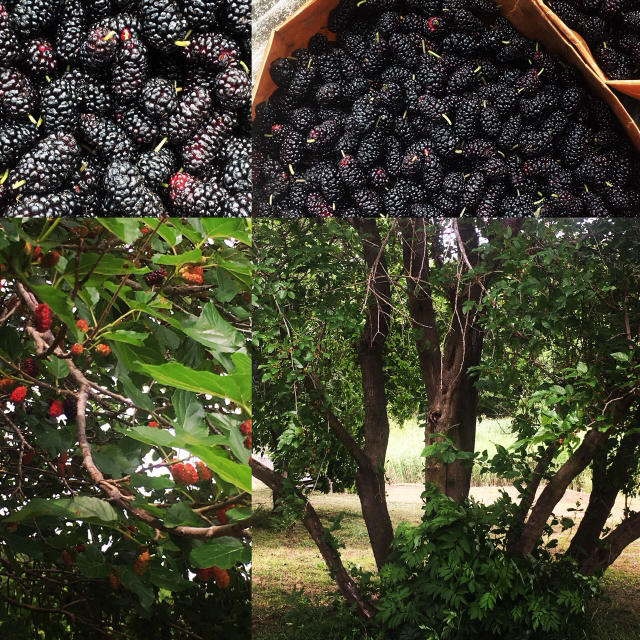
[0,0,251,217]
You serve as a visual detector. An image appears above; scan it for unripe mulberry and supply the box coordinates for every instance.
[61,550,73,567]
[212,566,230,588]
[180,265,204,285]
[133,550,150,575]
[22,357,39,377]
[76,319,88,332]
[71,343,83,355]
[34,303,53,332]
[147,420,159,427]
[10,385,27,403]
[40,251,60,268]
[144,269,167,286]
[108,572,120,590]
[239,419,251,436]
[74,543,86,553]
[196,461,211,482]
[0,378,14,391]
[49,399,64,418]
[95,344,111,356]
[243,435,252,450]
[183,462,198,484]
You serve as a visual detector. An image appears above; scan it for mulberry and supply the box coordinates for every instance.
[49,399,64,418]
[10,385,27,403]
[144,269,167,286]
[34,303,53,332]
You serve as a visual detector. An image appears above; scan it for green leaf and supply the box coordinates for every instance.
[75,546,110,578]
[188,536,245,569]
[184,445,251,492]
[225,507,251,521]
[149,565,193,592]
[75,253,147,277]
[6,497,118,523]
[134,352,250,413]
[152,248,202,266]
[92,443,141,477]
[98,219,143,244]
[30,284,77,333]
[201,219,251,246]
[0,326,22,358]
[100,330,149,346]
[44,355,70,379]
[611,352,631,363]
[119,565,155,610]
[129,473,174,490]
[576,362,588,374]
[181,302,245,353]
[163,503,203,528]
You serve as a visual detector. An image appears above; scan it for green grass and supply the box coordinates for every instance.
[385,416,592,491]
[252,484,640,640]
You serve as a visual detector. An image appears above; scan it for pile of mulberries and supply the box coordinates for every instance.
[548,0,640,79]
[0,0,251,217]
[253,0,640,218]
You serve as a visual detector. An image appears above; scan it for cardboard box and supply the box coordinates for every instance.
[253,0,640,151]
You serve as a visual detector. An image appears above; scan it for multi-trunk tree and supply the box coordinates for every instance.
[254,218,640,623]
[0,218,251,639]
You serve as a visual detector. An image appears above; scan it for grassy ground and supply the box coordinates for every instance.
[253,481,640,640]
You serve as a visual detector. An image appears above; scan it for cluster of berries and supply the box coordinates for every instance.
[549,0,640,79]
[180,264,204,285]
[170,460,211,484]
[0,0,250,217]
[196,565,230,587]
[254,0,640,218]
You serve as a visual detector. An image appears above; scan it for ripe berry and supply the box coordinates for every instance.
[147,420,159,428]
[108,572,120,590]
[61,550,73,567]
[10,386,27,403]
[34,303,53,332]
[196,567,214,581]
[76,319,88,332]
[71,343,83,355]
[144,268,167,287]
[196,461,211,482]
[216,504,234,525]
[180,265,204,285]
[74,544,86,552]
[239,419,251,436]
[243,435,252,450]
[95,344,111,356]
[22,357,39,377]
[183,462,198,484]
[23,449,35,465]
[40,251,60,268]
[49,399,64,418]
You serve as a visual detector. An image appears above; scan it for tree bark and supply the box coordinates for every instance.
[400,219,484,502]
[252,459,377,619]
[567,430,640,561]
[352,218,394,568]
[511,396,635,556]
[579,511,640,574]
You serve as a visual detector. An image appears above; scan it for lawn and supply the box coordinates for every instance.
[253,420,639,639]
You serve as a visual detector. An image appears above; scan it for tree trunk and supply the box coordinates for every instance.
[252,459,377,619]
[568,431,640,561]
[356,467,393,569]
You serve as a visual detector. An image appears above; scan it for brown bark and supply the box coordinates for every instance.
[352,218,394,568]
[252,459,377,620]
[579,511,640,574]
[400,219,484,502]
[568,430,640,561]
[511,397,636,556]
